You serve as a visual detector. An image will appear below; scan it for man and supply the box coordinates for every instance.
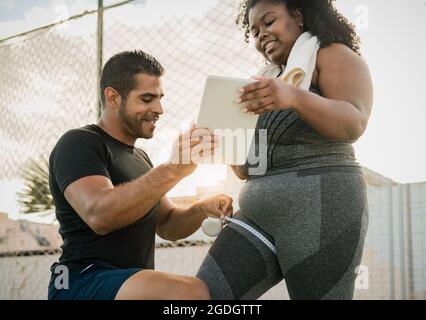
[48,50,233,300]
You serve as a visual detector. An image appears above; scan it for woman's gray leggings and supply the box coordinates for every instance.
[197,166,369,300]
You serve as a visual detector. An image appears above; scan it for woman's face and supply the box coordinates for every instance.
[248,1,303,65]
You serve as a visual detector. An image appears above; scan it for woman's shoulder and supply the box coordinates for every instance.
[317,43,365,69]
[314,43,368,85]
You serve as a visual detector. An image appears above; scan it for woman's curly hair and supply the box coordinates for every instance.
[236,0,361,55]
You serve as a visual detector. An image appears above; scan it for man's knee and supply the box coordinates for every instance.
[177,277,210,300]
[116,270,210,300]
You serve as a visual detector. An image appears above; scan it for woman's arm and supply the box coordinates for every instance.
[239,43,374,143]
[291,43,374,142]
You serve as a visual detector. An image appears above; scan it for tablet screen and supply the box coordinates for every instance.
[196,75,259,165]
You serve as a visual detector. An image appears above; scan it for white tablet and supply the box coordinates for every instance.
[196,75,259,165]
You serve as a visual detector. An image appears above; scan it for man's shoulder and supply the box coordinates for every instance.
[50,125,107,162]
[56,125,104,147]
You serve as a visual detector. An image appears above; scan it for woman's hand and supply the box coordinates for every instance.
[237,76,298,114]
[197,194,233,220]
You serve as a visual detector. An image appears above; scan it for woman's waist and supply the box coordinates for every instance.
[239,165,366,212]
[267,141,355,160]
[247,142,358,178]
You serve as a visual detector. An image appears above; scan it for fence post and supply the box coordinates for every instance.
[388,179,395,299]
[398,184,406,299]
[405,184,414,299]
[96,0,104,117]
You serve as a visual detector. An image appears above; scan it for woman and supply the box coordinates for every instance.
[197,0,373,300]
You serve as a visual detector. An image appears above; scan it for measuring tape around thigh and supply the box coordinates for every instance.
[223,217,277,255]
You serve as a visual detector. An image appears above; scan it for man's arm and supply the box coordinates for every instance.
[64,125,219,236]
[156,195,233,241]
[64,164,183,236]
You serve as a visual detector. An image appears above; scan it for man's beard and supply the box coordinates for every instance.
[118,101,151,139]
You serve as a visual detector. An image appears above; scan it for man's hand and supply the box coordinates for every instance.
[196,194,234,220]
[167,124,221,178]
[156,194,233,241]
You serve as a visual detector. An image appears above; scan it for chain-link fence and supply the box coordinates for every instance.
[0,0,425,300]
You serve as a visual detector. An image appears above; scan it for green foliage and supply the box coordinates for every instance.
[16,158,54,214]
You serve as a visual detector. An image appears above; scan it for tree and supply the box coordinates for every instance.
[16,158,54,214]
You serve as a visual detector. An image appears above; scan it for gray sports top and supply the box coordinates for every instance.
[244,64,360,179]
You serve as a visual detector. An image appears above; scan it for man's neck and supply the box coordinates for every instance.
[97,116,137,146]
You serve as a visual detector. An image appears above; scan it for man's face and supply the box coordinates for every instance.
[118,73,164,140]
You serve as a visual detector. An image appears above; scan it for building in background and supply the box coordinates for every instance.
[0,212,61,256]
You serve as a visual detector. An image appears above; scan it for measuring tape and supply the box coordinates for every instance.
[222,217,277,255]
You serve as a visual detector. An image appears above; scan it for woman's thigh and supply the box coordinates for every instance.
[197,215,283,300]
[275,167,369,299]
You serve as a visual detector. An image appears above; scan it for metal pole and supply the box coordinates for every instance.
[388,179,395,300]
[405,184,414,299]
[398,184,406,299]
[97,0,104,118]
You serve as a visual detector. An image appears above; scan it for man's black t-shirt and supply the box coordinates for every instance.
[49,124,159,273]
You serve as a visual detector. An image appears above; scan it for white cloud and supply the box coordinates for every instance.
[0,0,95,39]
[0,5,60,39]
[144,0,218,19]
[0,0,14,10]
[105,0,219,30]
[0,0,218,40]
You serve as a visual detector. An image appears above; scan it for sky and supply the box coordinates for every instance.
[334,0,426,185]
[0,0,426,218]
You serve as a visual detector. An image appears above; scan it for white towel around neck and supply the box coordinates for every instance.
[256,32,320,91]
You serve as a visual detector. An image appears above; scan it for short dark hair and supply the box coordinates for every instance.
[100,50,165,107]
